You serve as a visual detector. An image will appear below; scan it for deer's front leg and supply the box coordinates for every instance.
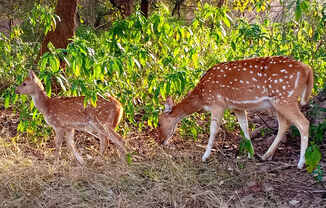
[65,128,85,165]
[54,127,64,162]
[202,108,224,162]
[234,110,254,158]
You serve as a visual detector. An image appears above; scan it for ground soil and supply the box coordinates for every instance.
[0,106,325,208]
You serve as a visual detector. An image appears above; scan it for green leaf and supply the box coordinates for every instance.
[231,41,236,51]
[4,95,10,108]
[239,138,254,158]
[295,0,302,21]
[305,144,322,173]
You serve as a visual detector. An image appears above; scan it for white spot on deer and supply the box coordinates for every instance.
[282,85,286,90]
[279,78,283,83]
[289,64,293,67]
[220,69,224,72]
[280,69,287,73]
[257,85,260,89]
[221,85,225,87]
[217,75,221,77]
[274,80,278,84]
[264,66,268,69]
[249,65,252,68]
[243,68,247,71]
[252,77,257,82]
[258,73,262,77]
[289,74,294,79]
[234,78,238,81]
[215,81,219,84]
[272,74,278,76]
[288,90,294,97]
[223,74,227,77]
[269,84,272,88]
[246,81,250,84]
[229,81,233,84]
[250,71,254,74]
[239,80,244,83]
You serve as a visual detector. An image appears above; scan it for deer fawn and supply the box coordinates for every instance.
[16,70,126,165]
[158,56,313,169]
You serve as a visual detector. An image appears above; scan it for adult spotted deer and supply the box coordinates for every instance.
[16,70,126,165]
[158,56,313,169]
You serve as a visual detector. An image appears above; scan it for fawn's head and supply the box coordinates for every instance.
[158,97,178,144]
[16,70,44,95]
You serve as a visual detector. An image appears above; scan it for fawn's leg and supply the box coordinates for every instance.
[262,112,290,161]
[88,121,126,159]
[54,127,64,162]
[65,128,85,165]
[202,107,224,162]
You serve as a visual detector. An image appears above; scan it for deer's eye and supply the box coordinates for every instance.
[22,83,26,86]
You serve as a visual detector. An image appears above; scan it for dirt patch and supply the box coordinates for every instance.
[0,108,325,208]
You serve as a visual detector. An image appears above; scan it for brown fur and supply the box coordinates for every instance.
[158,56,313,169]
[16,70,126,165]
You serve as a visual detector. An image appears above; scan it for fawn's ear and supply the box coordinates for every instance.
[29,70,37,80]
[163,96,174,113]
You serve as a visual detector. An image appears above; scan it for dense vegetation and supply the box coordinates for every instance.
[0,0,325,174]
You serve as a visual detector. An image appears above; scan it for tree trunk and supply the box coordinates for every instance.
[83,0,97,27]
[172,0,185,17]
[110,0,134,18]
[40,0,78,57]
[140,0,150,18]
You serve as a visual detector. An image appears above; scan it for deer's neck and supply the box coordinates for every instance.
[31,89,49,115]
[170,92,202,121]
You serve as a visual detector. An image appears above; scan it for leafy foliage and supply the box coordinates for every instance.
[0,2,325,171]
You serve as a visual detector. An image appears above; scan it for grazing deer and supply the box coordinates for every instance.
[16,70,126,165]
[158,56,313,169]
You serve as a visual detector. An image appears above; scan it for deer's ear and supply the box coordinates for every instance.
[163,96,174,113]
[29,70,36,80]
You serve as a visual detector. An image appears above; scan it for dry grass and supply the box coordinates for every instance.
[1,109,325,208]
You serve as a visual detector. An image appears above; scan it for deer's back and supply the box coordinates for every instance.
[44,95,122,129]
[193,56,311,111]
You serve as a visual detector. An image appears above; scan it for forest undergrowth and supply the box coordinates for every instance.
[0,1,326,207]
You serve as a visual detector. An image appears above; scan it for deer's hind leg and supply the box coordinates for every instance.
[272,103,309,169]
[262,112,290,161]
[86,121,126,159]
